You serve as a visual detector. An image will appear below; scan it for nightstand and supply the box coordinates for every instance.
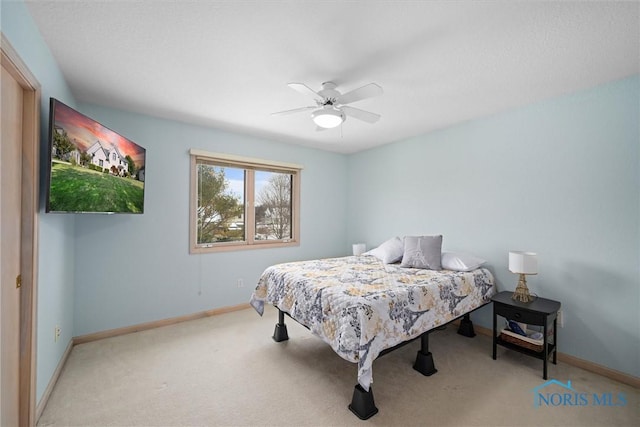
[491,291,561,379]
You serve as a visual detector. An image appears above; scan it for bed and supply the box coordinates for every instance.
[250,254,496,419]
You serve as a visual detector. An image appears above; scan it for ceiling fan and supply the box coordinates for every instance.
[272,81,383,130]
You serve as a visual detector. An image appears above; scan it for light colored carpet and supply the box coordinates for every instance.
[38,305,638,426]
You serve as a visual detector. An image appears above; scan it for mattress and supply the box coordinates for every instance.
[250,255,496,390]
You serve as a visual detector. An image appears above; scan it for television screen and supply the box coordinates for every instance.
[45,98,146,214]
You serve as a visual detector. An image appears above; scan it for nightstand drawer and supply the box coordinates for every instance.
[494,304,544,325]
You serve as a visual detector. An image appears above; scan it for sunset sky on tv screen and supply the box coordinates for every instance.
[54,101,145,166]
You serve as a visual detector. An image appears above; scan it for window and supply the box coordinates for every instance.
[189,149,301,253]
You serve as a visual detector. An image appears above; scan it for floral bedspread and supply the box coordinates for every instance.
[250,255,496,390]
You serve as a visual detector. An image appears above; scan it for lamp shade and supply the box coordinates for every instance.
[352,243,366,256]
[509,251,538,275]
[312,107,344,128]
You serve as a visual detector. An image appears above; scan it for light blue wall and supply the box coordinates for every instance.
[73,104,349,335]
[347,75,640,377]
[1,0,77,403]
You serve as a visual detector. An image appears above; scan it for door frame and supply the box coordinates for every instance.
[1,33,41,427]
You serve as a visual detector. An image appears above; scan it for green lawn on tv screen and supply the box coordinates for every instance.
[49,162,144,213]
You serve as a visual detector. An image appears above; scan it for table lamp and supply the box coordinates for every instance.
[509,251,537,303]
[352,243,366,256]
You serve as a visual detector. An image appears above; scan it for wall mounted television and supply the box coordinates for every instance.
[45,98,146,214]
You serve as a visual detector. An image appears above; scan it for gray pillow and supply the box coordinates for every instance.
[400,235,443,270]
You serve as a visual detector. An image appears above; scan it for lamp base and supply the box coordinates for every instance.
[512,274,534,303]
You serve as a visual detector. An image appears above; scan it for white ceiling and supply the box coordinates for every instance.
[25,1,639,154]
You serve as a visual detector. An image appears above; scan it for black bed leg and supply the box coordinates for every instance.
[413,333,438,376]
[457,313,476,337]
[272,309,289,342]
[348,384,378,420]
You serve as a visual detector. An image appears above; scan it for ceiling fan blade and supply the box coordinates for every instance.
[271,106,316,116]
[337,83,383,105]
[288,83,321,100]
[315,126,329,132]
[342,106,380,123]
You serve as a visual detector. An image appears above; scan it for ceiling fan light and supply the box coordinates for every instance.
[312,108,344,128]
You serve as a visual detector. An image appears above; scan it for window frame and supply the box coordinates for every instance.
[189,149,302,253]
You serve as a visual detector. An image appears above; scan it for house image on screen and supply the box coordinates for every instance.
[86,140,129,175]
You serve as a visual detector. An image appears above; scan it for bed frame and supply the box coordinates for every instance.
[270,304,485,420]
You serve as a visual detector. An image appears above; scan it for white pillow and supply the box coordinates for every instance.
[363,237,404,264]
[441,252,486,272]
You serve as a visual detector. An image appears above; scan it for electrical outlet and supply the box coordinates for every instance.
[237,279,244,288]
[54,325,61,342]
[558,310,564,328]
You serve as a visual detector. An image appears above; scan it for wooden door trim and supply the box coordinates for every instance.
[1,33,41,427]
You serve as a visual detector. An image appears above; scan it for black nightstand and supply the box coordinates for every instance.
[492,291,561,379]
